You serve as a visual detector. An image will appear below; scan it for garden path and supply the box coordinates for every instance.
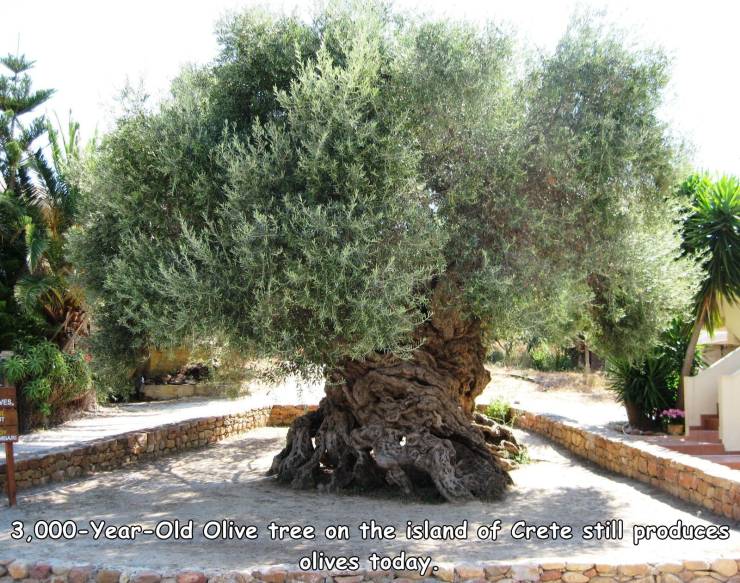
[0,426,736,571]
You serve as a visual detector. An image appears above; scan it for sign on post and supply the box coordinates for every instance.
[0,384,18,506]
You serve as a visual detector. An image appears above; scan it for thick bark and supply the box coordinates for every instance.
[269,306,520,502]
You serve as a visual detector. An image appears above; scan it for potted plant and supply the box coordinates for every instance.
[606,356,674,431]
[660,409,685,435]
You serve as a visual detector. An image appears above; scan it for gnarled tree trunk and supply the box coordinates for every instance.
[269,304,520,502]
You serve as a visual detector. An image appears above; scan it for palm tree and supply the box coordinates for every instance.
[14,114,89,351]
[678,175,740,408]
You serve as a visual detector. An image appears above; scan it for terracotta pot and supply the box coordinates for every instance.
[666,423,684,436]
[625,401,653,430]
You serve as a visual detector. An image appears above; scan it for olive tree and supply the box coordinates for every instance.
[74,7,696,501]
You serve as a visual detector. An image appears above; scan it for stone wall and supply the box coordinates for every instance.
[0,558,738,583]
[268,405,319,426]
[512,409,740,521]
[0,408,271,492]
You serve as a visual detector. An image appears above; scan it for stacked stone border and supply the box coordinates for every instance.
[0,558,738,583]
[510,409,740,521]
[0,408,273,491]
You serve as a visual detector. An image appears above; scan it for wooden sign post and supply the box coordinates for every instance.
[0,386,19,506]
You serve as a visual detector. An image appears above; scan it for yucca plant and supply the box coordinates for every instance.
[678,175,740,407]
[607,355,675,428]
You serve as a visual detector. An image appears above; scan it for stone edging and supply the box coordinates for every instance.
[511,409,740,521]
[0,558,739,583]
[0,408,272,491]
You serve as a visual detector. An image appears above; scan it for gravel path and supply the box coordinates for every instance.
[0,427,736,572]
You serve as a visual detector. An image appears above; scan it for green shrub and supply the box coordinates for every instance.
[485,398,511,424]
[0,341,91,418]
[528,342,576,372]
[606,355,675,417]
[605,318,701,424]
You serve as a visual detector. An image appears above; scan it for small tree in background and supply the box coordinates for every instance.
[0,55,92,428]
[0,54,55,348]
[75,6,697,501]
[677,174,740,408]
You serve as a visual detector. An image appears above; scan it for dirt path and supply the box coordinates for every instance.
[0,427,736,572]
[479,367,626,429]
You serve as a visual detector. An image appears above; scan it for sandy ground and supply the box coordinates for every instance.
[1,376,324,461]
[0,427,737,572]
[479,368,626,430]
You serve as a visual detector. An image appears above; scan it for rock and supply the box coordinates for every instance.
[540,567,564,573]
[540,571,561,582]
[595,567,615,576]
[287,573,324,583]
[657,566,684,575]
[8,562,29,580]
[433,567,453,582]
[618,566,650,577]
[684,564,711,573]
[30,564,52,580]
[51,565,71,576]
[97,570,122,583]
[176,573,207,583]
[454,566,485,581]
[485,568,511,579]
[590,578,617,583]
[566,566,594,573]
[393,572,422,581]
[510,566,539,582]
[134,573,162,583]
[561,574,588,583]
[694,578,722,583]
[660,575,683,583]
[69,567,95,583]
[711,563,738,578]
[260,570,287,583]
[334,577,364,583]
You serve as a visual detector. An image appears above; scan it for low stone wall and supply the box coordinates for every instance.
[0,559,738,583]
[512,409,740,521]
[268,404,319,426]
[0,408,271,492]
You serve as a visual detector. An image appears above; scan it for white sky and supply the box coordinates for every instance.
[4,0,740,176]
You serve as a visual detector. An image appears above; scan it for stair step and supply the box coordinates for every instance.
[665,443,726,455]
[687,429,720,441]
[698,454,740,470]
[700,414,720,430]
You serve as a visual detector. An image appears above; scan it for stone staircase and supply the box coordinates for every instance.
[656,414,740,470]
